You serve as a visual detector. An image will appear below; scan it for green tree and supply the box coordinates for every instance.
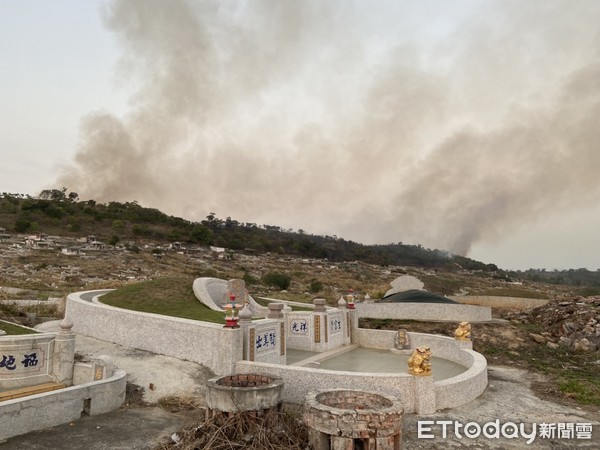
[68,218,81,232]
[132,224,149,236]
[38,188,67,201]
[14,219,31,232]
[190,225,212,244]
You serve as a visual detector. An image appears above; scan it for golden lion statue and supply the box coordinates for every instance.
[408,346,432,376]
[454,321,472,340]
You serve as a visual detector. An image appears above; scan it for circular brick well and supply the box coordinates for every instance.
[304,389,404,450]
[206,373,283,414]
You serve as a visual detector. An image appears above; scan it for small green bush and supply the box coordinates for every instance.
[262,272,291,290]
[309,279,323,293]
[243,272,258,285]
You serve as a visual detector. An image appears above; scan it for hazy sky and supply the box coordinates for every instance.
[1,0,600,271]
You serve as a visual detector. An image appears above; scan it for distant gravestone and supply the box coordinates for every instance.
[227,279,247,306]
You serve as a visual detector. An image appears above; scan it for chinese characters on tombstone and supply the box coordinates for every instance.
[0,352,39,371]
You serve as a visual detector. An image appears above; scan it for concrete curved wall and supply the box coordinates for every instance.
[434,349,488,411]
[0,332,57,389]
[64,290,487,415]
[192,277,228,311]
[192,277,268,317]
[66,291,243,376]
[356,301,492,322]
[235,328,488,414]
[234,361,417,411]
[0,369,126,441]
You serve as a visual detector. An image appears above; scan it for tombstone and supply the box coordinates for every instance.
[226,279,247,307]
[394,329,410,350]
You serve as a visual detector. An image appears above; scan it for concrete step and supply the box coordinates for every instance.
[0,382,65,402]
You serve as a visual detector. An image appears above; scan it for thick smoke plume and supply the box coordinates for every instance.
[59,0,600,256]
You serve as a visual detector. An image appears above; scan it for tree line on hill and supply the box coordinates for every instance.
[3,190,600,289]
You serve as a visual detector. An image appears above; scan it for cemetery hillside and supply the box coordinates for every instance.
[1,190,599,448]
[3,189,600,290]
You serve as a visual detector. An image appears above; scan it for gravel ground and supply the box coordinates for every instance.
[403,365,600,449]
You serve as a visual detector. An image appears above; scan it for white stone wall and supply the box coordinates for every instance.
[0,369,126,441]
[246,318,286,365]
[238,327,488,414]
[449,295,549,310]
[0,333,57,389]
[407,332,469,364]
[353,328,397,349]
[356,302,492,322]
[434,349,488,411]
[234,360,418,412]
[287,309,351,352]
[325,310,350,349]
[66,292,243,376]
[286,312,316,351]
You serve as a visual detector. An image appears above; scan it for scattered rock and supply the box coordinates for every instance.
[546,342,559,349]
[529,333,546,344]
[507,296,600,352]
[574,338,592,352]
[171,433,182,444]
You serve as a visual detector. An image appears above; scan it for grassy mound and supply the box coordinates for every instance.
[101,276,225,324]
[0,320,38,335]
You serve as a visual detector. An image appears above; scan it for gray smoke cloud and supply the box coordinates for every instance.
[59,0,600,256]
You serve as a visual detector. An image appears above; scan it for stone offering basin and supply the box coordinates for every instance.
[206,373,283,413]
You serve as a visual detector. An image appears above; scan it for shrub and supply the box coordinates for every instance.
[262,272,291,290]
[309,279,323,293]
[243,272,258,285]
[14,219,31,232]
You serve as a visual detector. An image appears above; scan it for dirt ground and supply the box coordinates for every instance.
[402,365,600,448]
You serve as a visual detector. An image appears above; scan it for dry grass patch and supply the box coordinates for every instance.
[158,395,205,413]
[156,409,308,450]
